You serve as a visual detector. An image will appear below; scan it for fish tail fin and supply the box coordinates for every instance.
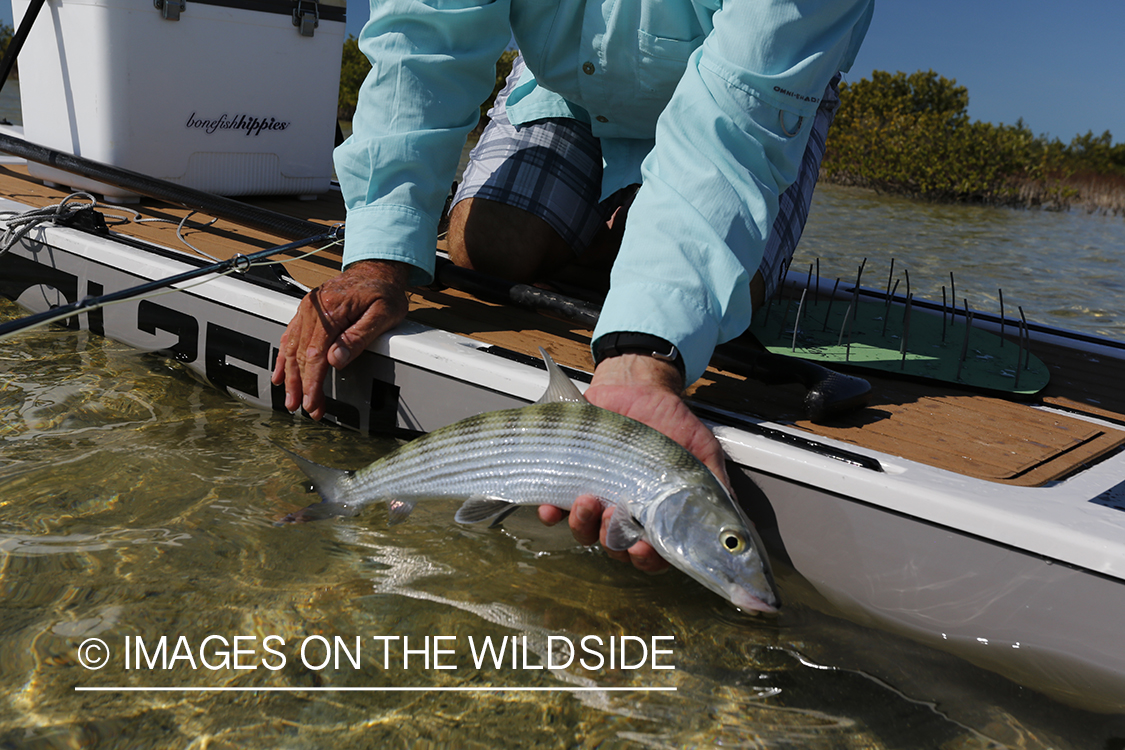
[275,443,356,523]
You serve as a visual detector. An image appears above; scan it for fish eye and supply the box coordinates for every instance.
[720,529,746,554]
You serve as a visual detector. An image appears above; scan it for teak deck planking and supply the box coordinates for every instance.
[3,164,1123,488]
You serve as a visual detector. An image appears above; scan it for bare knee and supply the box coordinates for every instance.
[447,197,574,283]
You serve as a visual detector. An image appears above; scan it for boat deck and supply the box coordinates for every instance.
[5,163,1124,488]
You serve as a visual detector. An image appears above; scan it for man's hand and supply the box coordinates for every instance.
[272,260,410,420]
[537,353,731,573]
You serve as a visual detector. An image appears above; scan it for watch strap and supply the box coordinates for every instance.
[592,332,686,379]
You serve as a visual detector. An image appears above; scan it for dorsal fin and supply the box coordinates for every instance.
[534,347,588,405]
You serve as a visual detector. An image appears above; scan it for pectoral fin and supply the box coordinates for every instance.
[488,505,523,528]
[454,495,518,524]
[386,498,417,525]
[604,508,645,551]
[535,347,588,405]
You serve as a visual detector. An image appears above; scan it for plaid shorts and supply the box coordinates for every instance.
[454,57,619,252]
[454,57,841,299]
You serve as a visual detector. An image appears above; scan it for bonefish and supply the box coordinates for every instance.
[280,349,779,612]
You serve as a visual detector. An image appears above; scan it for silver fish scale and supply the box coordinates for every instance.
[342,402,713,510]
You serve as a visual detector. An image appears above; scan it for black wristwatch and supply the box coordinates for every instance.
[592,332,686,380]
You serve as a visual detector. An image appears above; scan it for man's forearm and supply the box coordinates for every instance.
[342,258,413,288]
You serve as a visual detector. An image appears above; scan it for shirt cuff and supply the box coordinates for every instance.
[340,203,437,287]
[593,281,723,386]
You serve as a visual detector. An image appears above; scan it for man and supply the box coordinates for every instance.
[273,0,874,571]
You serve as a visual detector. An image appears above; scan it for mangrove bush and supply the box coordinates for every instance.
[821,69,1125,215]
[0,23,14,78]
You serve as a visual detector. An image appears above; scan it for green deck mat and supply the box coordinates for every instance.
[747,291,1049,396]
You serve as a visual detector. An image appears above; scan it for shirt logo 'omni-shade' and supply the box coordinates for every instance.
[772,86,820,104]
[185,113,292,136]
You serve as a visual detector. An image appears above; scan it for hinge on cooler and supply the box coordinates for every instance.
[153,0,185,21]
[292,0,319,36]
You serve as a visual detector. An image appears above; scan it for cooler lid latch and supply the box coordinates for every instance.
[292,0,319,36]
[153,0,185,21]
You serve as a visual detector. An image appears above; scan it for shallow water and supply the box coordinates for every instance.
[0,79,20,126]
[2,315,1125,746]
[797,183,1125,342]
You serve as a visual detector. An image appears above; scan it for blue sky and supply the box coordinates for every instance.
[847,1,1125,142]
[3,0,1122,143]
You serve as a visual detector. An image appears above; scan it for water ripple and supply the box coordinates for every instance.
[0,529,191,556]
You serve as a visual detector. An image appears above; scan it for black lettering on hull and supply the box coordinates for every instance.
[1,243,403,436]
[139,300,198,362]
[0,251,81,330]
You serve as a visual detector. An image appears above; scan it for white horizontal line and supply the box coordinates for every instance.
[75,686,676,693]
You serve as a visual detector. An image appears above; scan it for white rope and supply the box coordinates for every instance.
[0,191,98,254]
[0,192,335,282]
[2,191,226,262]
[133,211,222,261]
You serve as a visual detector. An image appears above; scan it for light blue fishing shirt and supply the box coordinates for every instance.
[336,0,874,383]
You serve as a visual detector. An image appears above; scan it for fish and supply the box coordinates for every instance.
[280,348,780,613]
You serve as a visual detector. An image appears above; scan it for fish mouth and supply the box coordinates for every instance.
[730,588,779,615]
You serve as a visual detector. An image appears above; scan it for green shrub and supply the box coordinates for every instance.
[0,22,15,78]
[823,70,1045,204]
[822,69,1125,213]
[337,35,370,121]
[1066,129,1125,176]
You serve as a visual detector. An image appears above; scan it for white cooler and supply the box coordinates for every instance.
[13,0,346,200]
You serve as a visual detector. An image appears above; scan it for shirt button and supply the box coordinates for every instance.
[582,61,596,75]
[595,115,609,123]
